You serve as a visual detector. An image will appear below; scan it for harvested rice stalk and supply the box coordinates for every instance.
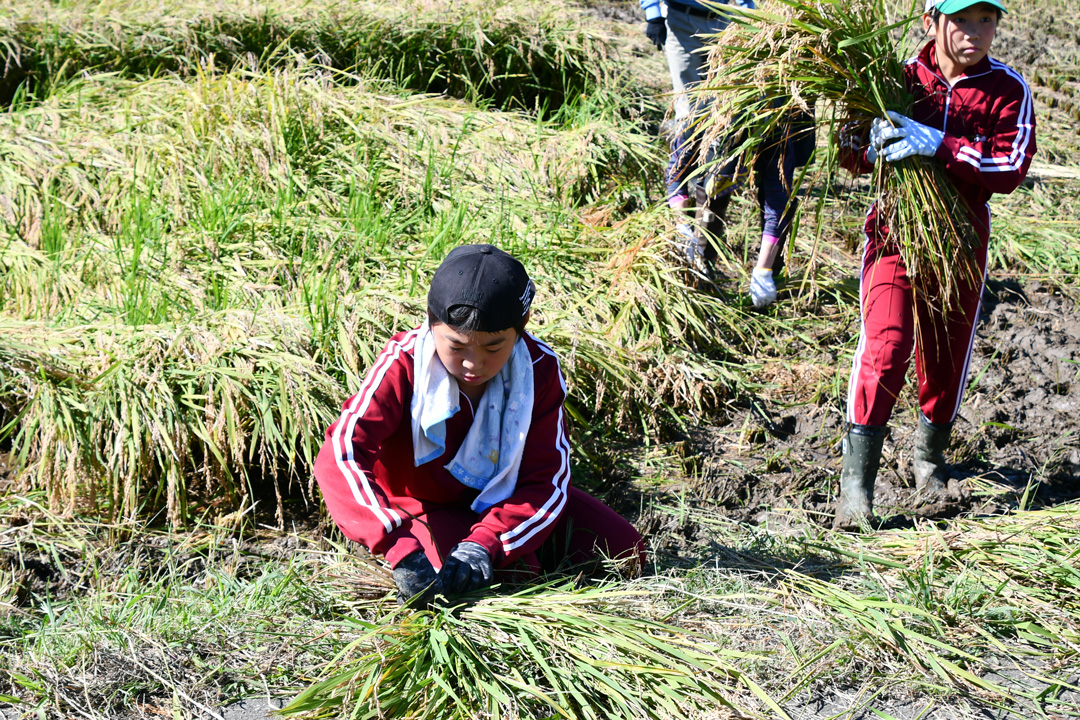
[781,503,1080,696]
[697,0,981,309]
[0,63,654,244]
[282,582,776,719]
[0,0,621,113]
[0,313,343,526]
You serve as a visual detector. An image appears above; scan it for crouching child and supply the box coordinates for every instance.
[833,0,1036,529]
[314,244,646,605]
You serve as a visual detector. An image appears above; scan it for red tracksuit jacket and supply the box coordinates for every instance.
[840,41,1036,427]
[845,40,1036,235]
[313,327,571,569]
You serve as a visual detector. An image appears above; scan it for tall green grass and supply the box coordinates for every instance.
[0,0,623,112]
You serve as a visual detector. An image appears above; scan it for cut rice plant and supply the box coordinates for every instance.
[657,502,1080,717]
[695,0,982,309]
[989,181,1080,282]
[0,313,345,527]
[779,503,1080,704]
[0,62,654,247]
[282,582,778,720]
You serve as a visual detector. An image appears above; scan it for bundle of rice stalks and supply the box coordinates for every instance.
[697,0,981,309]
[539,208,768,430]
[282,582,780,719]
[0,62,656,247]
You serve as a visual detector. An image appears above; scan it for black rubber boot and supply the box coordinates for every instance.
[913,414,952,495]
[833,424,887,530]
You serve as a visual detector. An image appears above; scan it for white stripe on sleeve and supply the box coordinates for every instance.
[499,338,572,553]
[330,330,418,532]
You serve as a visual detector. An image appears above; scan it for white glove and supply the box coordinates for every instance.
[869,117,891,148]
[749,268,777,309]
[865,117,891,164]
[877,111,944,162]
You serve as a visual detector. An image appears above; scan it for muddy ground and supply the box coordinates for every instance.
[635,277,1080,567]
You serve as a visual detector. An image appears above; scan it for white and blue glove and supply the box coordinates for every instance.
[876,111,944,163]
[865,117,892,165]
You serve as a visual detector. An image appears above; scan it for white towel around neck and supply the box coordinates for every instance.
[411,323,534,512]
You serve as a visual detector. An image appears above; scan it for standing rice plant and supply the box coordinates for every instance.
[282,582,780,720]
[696,0,981,310]
[0,0,623,113]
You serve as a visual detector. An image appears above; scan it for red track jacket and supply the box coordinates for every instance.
[313,327,571,570]
[844,40,1037,232]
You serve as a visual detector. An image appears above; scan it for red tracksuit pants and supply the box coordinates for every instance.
[406,487,645,580]
[846,205,990,428]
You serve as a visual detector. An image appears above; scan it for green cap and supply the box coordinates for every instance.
[925,0,1007,14]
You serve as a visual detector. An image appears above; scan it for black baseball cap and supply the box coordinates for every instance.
[427,244,535,332]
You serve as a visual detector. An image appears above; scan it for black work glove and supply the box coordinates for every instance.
[392,550,440,607]
[644,18,667,51]
[438,541,494,596]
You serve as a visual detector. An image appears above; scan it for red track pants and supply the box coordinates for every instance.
[401,486,645,579]
[846,205,990,427]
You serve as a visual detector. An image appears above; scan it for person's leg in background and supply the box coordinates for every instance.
[749,133,797,308]
[662,5,730,267]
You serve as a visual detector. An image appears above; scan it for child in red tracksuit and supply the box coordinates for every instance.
[833,0,1036,529]
[314,244,645,604]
